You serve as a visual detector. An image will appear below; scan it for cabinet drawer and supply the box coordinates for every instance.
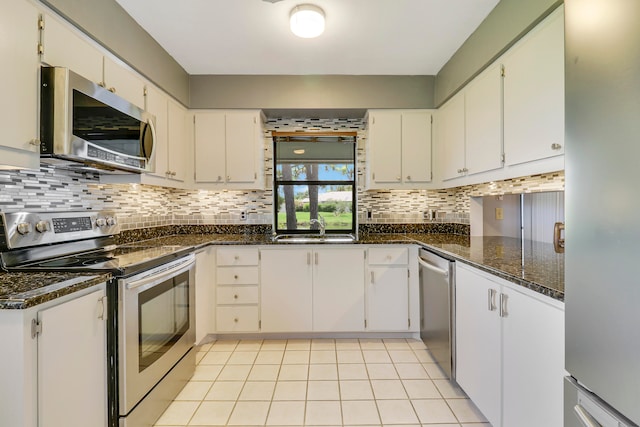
[368,247,409,265]
[217,286,259,305]
[216,306,259,332]
[217,248,259,266]
[217,266,259,284]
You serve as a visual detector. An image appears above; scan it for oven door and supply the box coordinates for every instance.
[118,254,195,415]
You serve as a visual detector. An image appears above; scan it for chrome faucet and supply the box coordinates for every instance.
[309,216,326,236]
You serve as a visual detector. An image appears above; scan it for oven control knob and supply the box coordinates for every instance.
[106,217,117,227]
[95,217,107,228]
[35,220,50,233]
[16,222,32,235]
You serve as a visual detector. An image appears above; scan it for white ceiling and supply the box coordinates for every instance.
[114,0,500,76]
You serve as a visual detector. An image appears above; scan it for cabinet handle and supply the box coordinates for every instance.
[406,175,411,180]
[372,172,376,180]
[499,293,509,318]
[98,296,107,320]
[217,175,222,181]
[307,252,311,265]
[29,138,40,146]
[396,176,401,181]
[551,143,562,150]
[234,318,239,323]
[227,175,231,181]
[488,289,497,311]
[108,87,116,93]
[371,271,375,284]
[457,168,463,174]
[233,294,238,299]
[234,274,238,280]
[314,252,318,265]
[234,255,240,261]
[171,171,177,177]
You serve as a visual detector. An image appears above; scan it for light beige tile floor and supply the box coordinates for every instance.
[154,338,491,427]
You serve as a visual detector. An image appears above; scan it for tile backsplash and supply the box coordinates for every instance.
[0,118,565,231]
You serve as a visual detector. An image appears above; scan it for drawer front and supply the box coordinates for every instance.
[217,248,259,266]
[368,247,409,265]
[216,306,259,332]
[217,266,259,284]
[217,286,259,305]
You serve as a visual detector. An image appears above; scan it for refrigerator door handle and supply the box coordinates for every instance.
[574,404,601,427]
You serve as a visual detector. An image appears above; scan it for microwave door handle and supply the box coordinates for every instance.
[126,258,195,291]
[142,117,156,161]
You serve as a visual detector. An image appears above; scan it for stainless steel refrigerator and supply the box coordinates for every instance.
[565,1,640,425]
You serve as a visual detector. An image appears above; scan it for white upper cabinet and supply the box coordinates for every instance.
[436,64,503,182]
[41,12,145,108]
[435,93,466,181]
[367,110,433,189]
[0,0,40,169]
[103,57,145,108]
[167,99,188,182]
[194,110,264,190]
[41,11,103,84]
[502,6,565,166]
[465,63,504,175]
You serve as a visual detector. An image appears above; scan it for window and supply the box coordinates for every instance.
[273,132,357,235]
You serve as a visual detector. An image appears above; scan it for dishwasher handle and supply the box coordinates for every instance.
[418,257,449,278]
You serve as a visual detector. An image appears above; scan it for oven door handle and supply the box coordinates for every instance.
[126,258,195,291]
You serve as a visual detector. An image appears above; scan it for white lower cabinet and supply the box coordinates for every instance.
[215,247,260,332]
[366,246,411,331]
[0,284,107,427]
[455,263,564,427]
[260,247,365,333]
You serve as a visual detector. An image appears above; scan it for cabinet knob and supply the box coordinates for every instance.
[227,175,231,181]
[233,294,238,299]
[217,175,222,181]
[171,171,177,177]
[551,143,562,150]
[457,169,463,174]
[29,138,40,146]
[234,255,240,260]
[234,275,238,279]
[234,318,239,323]
[406,175,411,180]
[396,176,401,181]
[108,87,116,93]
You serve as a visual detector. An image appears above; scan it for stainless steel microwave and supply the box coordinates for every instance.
[40,66,155,173]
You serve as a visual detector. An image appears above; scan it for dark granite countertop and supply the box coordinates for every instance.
[129,232,564,301]
[0,272,112,310]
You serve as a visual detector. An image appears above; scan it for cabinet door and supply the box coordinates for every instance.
[313,248,365,332]
[167,99,187,182]
[436,93,465,181]
[38,288,107,427]
[503,7,564,166]
[369,111,402,184]
[502,287,565,427]
[465,63,503,175]
[366,266,409,331]
[455,266,501,427]
[103,57,145,108]
[145,85,168,178]
[401,111,432,183]
[195,247,216,342]
[41,12,103,84]
[0,0,39,169]
[194,112,226,183]
[226,112,259,184]
[260,249,313,332]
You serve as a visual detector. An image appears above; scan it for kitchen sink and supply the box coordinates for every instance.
[272,234,357,244]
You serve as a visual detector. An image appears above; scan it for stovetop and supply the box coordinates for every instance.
[0,211,193,277]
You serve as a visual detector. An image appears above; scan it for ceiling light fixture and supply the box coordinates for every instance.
[290,4,325,38]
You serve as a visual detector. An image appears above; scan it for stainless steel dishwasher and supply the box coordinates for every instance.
[418,248,456,381]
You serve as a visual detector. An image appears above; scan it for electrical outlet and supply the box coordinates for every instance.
[495,207,504,220]
[240,211,247,220]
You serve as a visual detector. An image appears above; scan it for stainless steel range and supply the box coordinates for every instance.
[0,211,196,427]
